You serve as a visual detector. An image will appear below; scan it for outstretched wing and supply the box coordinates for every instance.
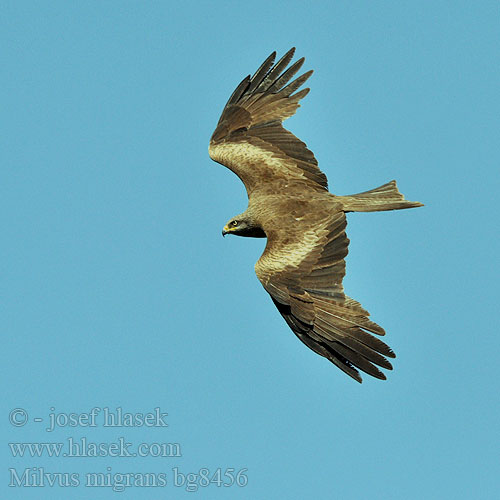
[255,211,395,383]
[209,48,328,195]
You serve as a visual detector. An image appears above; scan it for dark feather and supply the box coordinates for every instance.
[245,52,276,95]
[257,48,296,93]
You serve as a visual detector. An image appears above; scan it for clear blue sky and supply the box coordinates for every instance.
[2,1,499,499]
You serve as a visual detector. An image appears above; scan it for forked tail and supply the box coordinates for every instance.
[337,180,423,212]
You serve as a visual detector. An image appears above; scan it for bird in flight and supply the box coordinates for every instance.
[209,48,422,382]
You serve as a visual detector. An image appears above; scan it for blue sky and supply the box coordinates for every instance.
[2,1,499,499]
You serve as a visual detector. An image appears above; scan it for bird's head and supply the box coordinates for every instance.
[222,214,266,238]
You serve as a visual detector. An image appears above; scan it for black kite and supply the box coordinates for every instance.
[209,48,422,382]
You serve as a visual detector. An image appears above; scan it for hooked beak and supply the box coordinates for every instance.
[222,225,229,237]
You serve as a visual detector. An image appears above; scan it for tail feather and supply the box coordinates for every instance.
[337,180,423,212]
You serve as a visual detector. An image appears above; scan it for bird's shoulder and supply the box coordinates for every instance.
[253,190,344,282]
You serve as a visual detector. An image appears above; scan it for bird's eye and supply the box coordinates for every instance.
[231,220,238,227]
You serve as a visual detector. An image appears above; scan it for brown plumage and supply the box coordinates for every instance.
[209,48,423,383]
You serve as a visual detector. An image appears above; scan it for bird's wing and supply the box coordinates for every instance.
[209,48,328,195]
[255,211,395,383]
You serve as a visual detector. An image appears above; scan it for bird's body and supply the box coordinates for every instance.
[209,48,422,383]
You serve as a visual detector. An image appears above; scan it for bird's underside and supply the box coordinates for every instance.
[209,48,423,383]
